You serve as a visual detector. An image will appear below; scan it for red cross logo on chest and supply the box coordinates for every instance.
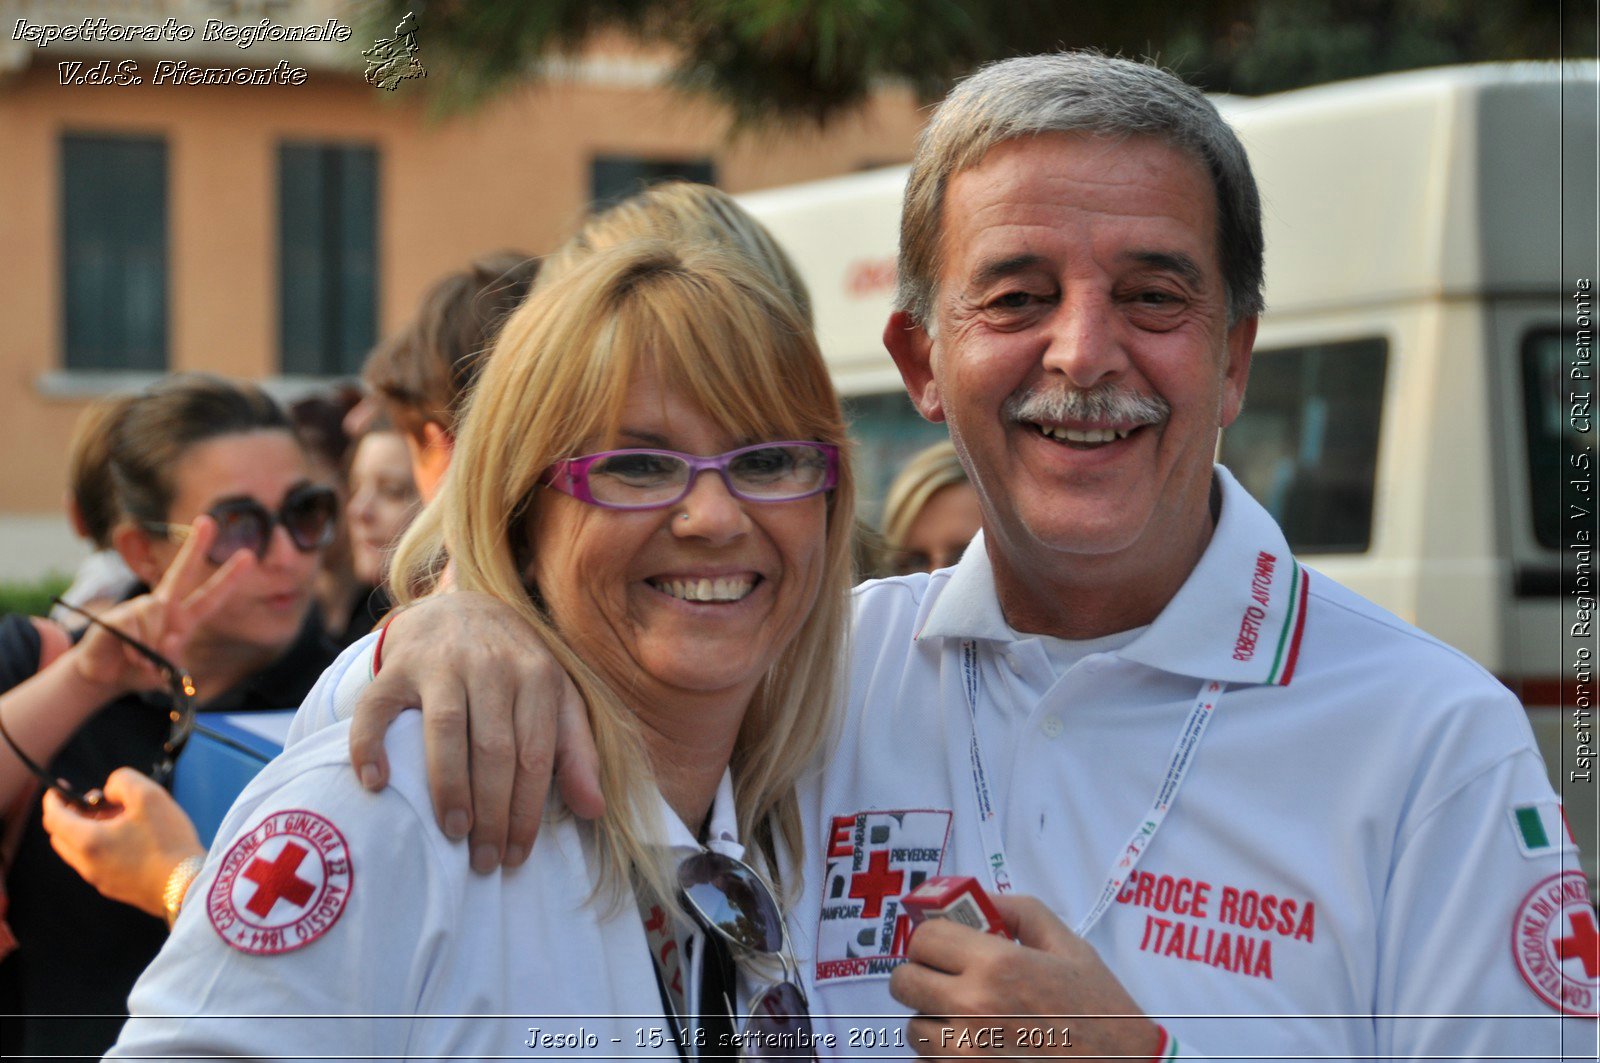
[242,841,316,917]
[849,849,905,919]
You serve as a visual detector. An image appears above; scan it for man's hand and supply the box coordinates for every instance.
[41,768,205,919]
[348,591,603,873]
[889,894,1163,1060]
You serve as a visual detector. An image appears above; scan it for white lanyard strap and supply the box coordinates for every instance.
[1074,677,1223,936]
[961,640,1013,894]
[958,639,1225,939]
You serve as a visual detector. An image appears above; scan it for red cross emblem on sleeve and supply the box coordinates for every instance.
[1512,871,1600,1016]
[1555,909,1599,979]
[208,809,353,956]
[242,842,316,917]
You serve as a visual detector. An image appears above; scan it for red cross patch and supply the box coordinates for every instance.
[815,809,951,984]
[1512,870,1600,1016]
[208,809,353,956]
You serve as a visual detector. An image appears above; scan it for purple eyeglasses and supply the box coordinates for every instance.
[540,442,839,511]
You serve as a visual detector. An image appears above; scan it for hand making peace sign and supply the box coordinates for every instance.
[70,516,258,697]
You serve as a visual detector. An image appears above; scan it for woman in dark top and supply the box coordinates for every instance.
[0,374,337,1060]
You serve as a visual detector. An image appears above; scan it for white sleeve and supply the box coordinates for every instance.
[283,632,380,748]
[1376,747,1598,1060]
[107,728,458,1060]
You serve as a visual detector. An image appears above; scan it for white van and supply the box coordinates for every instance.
[739,62,1598,882]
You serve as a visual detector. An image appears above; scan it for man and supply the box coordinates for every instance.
[348,53,1595,1057]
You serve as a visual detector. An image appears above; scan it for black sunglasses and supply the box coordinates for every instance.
[677,850,816,1061]
[0,599,197,812]
[142,483,339,566]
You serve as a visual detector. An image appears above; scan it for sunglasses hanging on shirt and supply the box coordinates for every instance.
[675,850,817,1061]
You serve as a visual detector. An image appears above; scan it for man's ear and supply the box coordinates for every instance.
[112,522,165,588]
[1218,315,1258,428]
[883,311,945,423]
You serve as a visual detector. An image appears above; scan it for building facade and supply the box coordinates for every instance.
[0,0,925,577]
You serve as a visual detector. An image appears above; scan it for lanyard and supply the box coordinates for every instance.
[959,639,1225,938]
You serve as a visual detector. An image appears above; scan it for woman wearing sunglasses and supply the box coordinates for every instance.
[111,243,853,1060]
[0,374,340,1060]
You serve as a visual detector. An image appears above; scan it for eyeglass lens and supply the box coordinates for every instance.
[208,485,337,564]
[589,445,830,506]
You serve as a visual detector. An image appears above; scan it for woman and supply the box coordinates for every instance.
[0,374,338,1059]
[363,251,540,502]
[110,242,855,1058]
[39,425,419,926]
[52,393,139,625]
[337,423,421,644]
[545,180,812,324]
[287,388,368,645]
[877,440,982,576]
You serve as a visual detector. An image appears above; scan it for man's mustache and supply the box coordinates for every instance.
[1003,385,1171,425]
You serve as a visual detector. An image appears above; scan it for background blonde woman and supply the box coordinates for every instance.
[877,440,982,576]
[545,180,812,325]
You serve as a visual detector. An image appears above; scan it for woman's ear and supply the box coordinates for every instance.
[410,422,455,503]
[112,522,166,588]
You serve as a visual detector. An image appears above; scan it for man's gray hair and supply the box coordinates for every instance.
[895,51,1265,328]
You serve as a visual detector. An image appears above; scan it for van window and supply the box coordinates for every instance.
[1522,330,1583,550]
[1221,338,1388,553]
[842,392,952,524]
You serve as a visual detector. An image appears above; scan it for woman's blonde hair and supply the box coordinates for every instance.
[544,182,813,327]
[390,240,854,910]
[880,440,968,556]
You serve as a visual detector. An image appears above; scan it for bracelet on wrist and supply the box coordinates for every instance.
[162,854,206,930]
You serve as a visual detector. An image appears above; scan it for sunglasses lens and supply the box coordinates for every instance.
[678,852,785,953]
[210,504,270,563]
[743,982,816,1060]
[283,488,337,551]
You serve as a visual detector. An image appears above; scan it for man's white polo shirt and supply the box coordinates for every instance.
[797,465,1596,1060]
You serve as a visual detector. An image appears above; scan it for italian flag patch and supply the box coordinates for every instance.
[1510,801,1577,858]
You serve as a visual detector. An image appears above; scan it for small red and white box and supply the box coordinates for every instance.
[900,875,1012,939]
